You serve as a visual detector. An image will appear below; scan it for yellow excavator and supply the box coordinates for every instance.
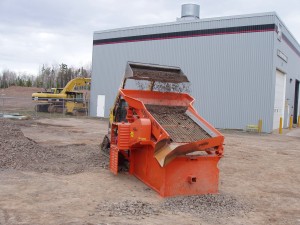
[32,77,91,115]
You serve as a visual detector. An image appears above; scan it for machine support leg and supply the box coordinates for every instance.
[129,150,134,175]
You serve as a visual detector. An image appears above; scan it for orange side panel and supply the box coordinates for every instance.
[112,89,225,197]
[110,145,119,175]
[131,146,220,197]
[163,156,220,197]
[120,89,194,107]
[117,124,131,150]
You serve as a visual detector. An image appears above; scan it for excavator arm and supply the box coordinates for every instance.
[62,78,91,93]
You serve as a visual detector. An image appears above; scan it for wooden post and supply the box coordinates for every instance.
[298,115,300,128]
[279,117,283,134]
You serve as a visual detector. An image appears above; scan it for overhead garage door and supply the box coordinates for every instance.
[273,70,286,130]
[298,87,300,117]
[293,80,299,124]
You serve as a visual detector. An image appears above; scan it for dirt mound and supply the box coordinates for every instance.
[0,86,40,97]
[0,119,107,174]
[0,86,42,97]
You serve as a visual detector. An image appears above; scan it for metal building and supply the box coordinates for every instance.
[91,5,300,133]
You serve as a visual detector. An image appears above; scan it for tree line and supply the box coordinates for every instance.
[0,63,91,89]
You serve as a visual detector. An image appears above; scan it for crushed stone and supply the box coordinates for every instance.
[0,119,108,174]
[95,200,160,217]
[95,194,252,220]
[162,194,252,217]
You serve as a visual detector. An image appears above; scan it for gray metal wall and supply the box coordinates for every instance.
[91,12,298,133]
[273,15,300,128]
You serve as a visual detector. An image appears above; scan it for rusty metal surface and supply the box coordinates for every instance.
[146,105,211,142]
[125,62,189,83]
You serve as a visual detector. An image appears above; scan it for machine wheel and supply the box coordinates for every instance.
[54,106,65,114]
[73,110,78,116]
[118,153,129,172]
[48,105,55,113]
[101,135,110,155]
[35,104,49,112]
[73,109,86,116]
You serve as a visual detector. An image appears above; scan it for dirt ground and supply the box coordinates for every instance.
[0,87,300,225]
[0,86,40,112]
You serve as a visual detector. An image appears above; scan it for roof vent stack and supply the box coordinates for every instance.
[178,4,200,21]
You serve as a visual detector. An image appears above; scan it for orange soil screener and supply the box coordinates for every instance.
[103,62,224,197]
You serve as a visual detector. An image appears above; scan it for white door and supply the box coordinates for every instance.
[273,70,286,130]
[97,95,105,117]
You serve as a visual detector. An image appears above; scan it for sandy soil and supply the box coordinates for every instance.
[0,117,299,225]
[20,118,108,146]
[0,86,299,224]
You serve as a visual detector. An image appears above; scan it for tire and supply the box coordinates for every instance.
[101,135,110,154]
[35,104,49,112]
[48,105,55,113]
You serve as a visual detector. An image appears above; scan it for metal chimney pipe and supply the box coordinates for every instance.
[181,4,200,19]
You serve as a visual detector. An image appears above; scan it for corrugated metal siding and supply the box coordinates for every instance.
[94,13,276,40]
[273,16,300,128]
[91,13,278,132]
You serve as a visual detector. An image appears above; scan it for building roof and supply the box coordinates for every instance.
[94,12,277,34]
[93,11,300,53]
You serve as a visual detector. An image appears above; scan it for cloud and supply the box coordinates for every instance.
[0,0,299,75]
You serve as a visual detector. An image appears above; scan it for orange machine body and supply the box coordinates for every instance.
[109,89,224,197]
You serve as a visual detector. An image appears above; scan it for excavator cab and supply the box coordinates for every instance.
[50,88,63,94]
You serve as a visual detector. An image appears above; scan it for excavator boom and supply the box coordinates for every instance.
[61,77,91,93]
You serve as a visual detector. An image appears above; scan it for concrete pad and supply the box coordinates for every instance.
[286,128,300,138]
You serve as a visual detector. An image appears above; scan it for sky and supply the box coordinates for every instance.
[0,0,299,75]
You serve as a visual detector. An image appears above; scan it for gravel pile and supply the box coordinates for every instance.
[95,194,251,220]
[96,200,160,217]
[0,119,106,174]
[162,194,252,218]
